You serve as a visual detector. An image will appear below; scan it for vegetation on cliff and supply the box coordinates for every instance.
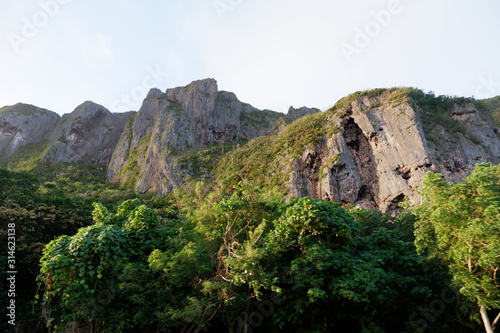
[1,163,498,332]
[1,88,499,332]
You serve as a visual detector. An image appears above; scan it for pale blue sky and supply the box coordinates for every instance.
[1,0,500,115]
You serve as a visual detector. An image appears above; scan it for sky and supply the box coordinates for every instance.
[1,0,500,115]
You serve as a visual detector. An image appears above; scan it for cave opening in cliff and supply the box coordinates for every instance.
[343,118,362,152]
[387,193,405,213]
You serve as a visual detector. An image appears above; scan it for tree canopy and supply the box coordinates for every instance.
[414,163,500,333]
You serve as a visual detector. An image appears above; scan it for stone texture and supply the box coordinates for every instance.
[287,94,500,212]
[107,78,291,194]
[434,102,500,181]
[43,101,135,165]
[1,81,498,213]
[0,103,60,160]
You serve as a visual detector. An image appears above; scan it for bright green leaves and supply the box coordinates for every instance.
[35,174,490,332]
[39,222,130,327]
[211,196,434,331]
[38,199,164,331]
[414,163,500,329]
[92,202,112,225]
[267,197,356,253]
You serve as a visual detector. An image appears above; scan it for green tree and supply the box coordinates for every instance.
[414,163,500,333]
[0,168,94,331]
[183,182,286,331]
[38,200,163,332]
[225,197,447,332]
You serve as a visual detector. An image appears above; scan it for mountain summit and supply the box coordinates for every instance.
[1,80,498,211]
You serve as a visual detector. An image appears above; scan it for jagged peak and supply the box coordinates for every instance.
[69,101,111,118]
[145,88,164,101]
[166,78,217,94]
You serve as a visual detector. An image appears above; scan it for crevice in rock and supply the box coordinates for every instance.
[395,166,411,181]
[357,185,374,203]
[344,118,362,151]
[387,193,406,213]
[342,117,380,209]
[296,149,325,199]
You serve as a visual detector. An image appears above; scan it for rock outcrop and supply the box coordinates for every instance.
[43,101,134,165]
[0,103,60,162]
[0,101,134,167]
[290,95,434,211]
[1,81,498,212]
[107,78,290,194]
[285,92,500,211]
[431,102,500,181]
[286,106,319,120]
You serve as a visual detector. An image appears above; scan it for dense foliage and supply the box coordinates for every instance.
[0,168,95,331]
[27,178,490,332]
[414,163,500,333]
[2,156,499,332]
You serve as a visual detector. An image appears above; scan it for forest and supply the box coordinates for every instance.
[1,161,499,332]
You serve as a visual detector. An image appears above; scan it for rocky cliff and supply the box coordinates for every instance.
[326,96,499,211]
[216,88,500,212]
[107,78,297,194]
[43,101,134,165]
[1,81,498,212]
[0,101,134,168]
[0,103,60,162]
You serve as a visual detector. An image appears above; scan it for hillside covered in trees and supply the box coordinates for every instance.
[1,85,499,332]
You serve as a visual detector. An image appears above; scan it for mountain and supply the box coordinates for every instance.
[0,101,134,168]
[217,88,500,211]
[1,80,498,211]
[106,78,313,193]
[0,103,60,160]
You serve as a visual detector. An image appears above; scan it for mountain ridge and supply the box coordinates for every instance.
[1,79,499,212]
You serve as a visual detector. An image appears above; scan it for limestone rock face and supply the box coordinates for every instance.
[435,103,500,181]
[0,103,60,160]
[107,78,289,194]
[287,94,500,212]
[43,101,135,165]
[1,81,498,213]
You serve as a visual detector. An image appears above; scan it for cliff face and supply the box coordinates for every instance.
[0,103,60,162]
[1,81,498,212]
[290,95,435,211]
[430,103,500,180]
[43,101,134,165]
[217,89,500,212]
[107,78,292,194]
[0,102,134,168]
[296,95,499,211]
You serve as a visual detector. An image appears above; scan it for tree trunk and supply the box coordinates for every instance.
[480,305,494,333]
[493,311,500,331]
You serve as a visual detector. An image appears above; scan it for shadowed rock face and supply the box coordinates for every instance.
[0,101,134,167]
[43,101,135,165]
[0,103,60,160]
